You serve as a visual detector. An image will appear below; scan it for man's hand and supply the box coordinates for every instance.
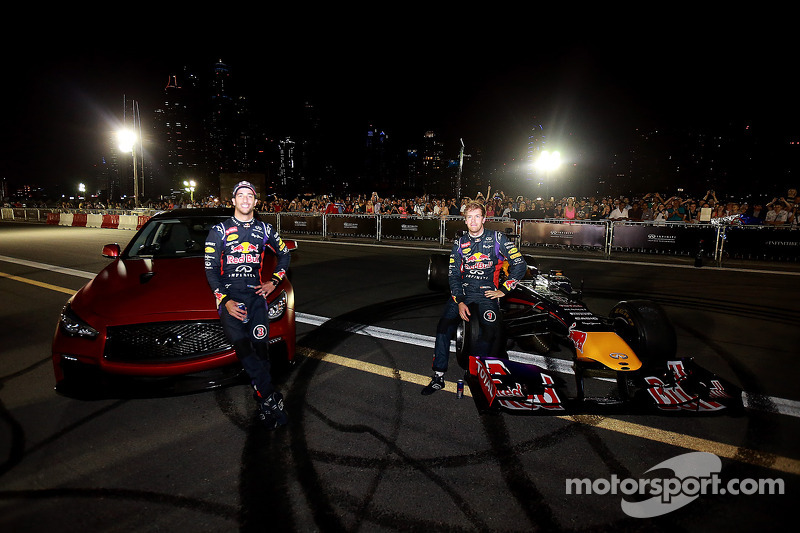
[225,300,247,321]
[255,280,278,298]
[484,289,505,300]
[458,302,471,321]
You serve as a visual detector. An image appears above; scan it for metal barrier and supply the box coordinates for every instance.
[3,208,799,262]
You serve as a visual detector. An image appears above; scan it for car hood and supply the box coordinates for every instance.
[71,257,218,323]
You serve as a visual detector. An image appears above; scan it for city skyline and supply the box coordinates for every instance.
[3,23,797,199]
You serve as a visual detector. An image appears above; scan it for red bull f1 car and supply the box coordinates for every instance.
[427,252,743,415]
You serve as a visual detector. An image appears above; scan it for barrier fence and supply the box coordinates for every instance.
[3,208,799,262]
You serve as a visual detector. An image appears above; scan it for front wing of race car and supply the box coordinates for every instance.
[465,356,744,415]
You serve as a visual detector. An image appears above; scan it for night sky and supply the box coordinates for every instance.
[3,16,795,194]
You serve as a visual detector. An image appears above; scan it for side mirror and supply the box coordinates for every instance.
[102,244,121,258]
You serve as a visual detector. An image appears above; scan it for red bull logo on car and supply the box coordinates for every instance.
[568,323,587,353]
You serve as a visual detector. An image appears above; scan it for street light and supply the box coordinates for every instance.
[183,180,196,203]
[117,129,138,207]
[536,150,561,172]
[535,150,561,200]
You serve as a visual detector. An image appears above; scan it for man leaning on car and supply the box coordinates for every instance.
[204,180,290,429]
[422,200,527,395]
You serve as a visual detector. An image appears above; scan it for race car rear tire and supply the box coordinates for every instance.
[609,300,677,364]
[522,254,539,279]
[427,253,449,291]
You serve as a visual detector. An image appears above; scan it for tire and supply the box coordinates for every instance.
[522,254,539,279]
[454,312,479,370]
[427,253,450,291]
[609,300,677,364]
[454,303,505,369]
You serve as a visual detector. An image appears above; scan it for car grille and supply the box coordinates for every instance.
[104,321,233,363]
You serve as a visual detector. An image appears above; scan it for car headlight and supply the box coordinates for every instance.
[59,303,99,339]
[268,291,287,321]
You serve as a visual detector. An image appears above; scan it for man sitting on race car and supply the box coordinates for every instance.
[422,201,527,395]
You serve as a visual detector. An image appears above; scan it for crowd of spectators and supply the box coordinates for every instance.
[5,187,799,228]
[255,188,800,228]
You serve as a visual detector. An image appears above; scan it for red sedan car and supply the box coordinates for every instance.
[52,208,296,397]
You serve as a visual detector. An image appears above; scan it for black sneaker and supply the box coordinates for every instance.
[421,374,445,395]
[259,392,289,429]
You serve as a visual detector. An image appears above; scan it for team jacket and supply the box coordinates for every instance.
[448,230,526,303]
[204,216,290,308]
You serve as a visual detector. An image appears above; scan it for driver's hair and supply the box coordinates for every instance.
[463,201,486,217]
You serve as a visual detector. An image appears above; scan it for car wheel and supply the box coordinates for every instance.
[454,317,475,370]
[427,253,449,291]
[522,254,539,279]
[609,300,677,364]
[454,303,505,370]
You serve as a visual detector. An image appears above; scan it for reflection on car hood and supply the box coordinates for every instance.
[72,257,218,322]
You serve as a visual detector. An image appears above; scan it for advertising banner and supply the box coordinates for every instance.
[611,224,718,253]
[520,221,606,247]
[723,226,800,259]
[279,214,323,235]
[259,213,278,227]
[381,216,440,240]
[326,215,378,239]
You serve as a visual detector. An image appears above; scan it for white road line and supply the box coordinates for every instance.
[0,255,96,279]
[3,254,798,419]
[296,312,800,419]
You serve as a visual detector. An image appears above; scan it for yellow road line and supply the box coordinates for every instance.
[583,417,800,475]
[299,346,800,476]
[300,347,472,396]
[6,272,797,477]
[0,271,76,295]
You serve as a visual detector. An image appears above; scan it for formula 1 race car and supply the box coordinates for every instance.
[427,252,743,415]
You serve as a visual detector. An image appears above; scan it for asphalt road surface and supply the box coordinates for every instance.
[0,221,798,532]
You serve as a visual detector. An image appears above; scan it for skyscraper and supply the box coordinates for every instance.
[152,71,206,196]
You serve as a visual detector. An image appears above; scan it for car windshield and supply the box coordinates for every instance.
[126,216,226,258]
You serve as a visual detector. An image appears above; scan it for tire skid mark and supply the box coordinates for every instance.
[0,487,238,520]
[0,355,129,480]
[303,403,492,531]
[675,320,786,474]
[584,288,799,326]
[0,357,226,524]
[274,293,493,531]
[348,345,404,530]
[480,413,560,531]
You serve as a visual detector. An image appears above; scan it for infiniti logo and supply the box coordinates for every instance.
[156,333,183,347]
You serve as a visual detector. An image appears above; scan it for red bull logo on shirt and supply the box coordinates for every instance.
[230,242,259,254]
[226,241,261,264]
[465,252,492,270]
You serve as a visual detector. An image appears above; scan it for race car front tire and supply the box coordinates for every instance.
[455,303,505,369]
[609,300,677,365]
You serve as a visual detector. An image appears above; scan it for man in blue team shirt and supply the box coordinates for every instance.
[422,201,527,395]
[205,181,290,429]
